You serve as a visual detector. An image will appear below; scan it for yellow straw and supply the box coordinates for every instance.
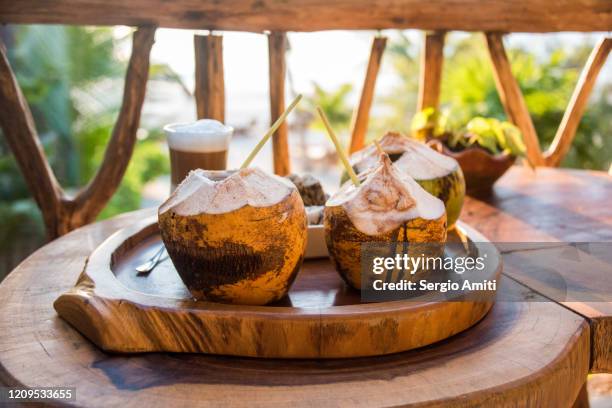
[240,94,302,169]
[316,106,361,187]
[374,139,385,155]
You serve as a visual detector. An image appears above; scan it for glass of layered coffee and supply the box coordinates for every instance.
[164,119,233,191]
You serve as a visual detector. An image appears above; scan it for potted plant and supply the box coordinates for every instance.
[411,108,527,194]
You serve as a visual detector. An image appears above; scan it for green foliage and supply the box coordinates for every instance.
[7,25,123,186]
[305,82,354,131]
[0,25,173,270]
[410,107,442,141]
[409,107,527,156]
[464,117,526,156]
[100,132,169,219]
[439,35,611,169]
[0,198,46,280]
[370,32,611,170]
[499,121,527,157]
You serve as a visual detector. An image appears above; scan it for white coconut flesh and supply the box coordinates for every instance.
[159,168,295,216]
[351,133,458,181]
[327,155,446,236]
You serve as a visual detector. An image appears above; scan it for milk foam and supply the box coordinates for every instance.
[327,155,445,236]
[164,119,233,153]
[351,132,458,180]
[159,168,295,216]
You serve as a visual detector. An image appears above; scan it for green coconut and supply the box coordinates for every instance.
[343,132,465,228]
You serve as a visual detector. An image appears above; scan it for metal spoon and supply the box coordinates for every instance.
[135,246,167,274]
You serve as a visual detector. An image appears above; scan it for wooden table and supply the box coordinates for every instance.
[0,167,609,407]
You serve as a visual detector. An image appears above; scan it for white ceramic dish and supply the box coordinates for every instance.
[305,224,328,259]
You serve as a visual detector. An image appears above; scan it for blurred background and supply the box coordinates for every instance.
[0,26,611,280]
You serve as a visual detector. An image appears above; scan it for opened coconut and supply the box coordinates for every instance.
[158,168,307,305]
[326,153,447,289]
[345,132,465,228]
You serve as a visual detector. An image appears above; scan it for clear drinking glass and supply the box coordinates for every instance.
[164,119,233,191]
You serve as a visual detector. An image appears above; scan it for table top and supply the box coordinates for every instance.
[462,166,612,373]
[0,166,609,407]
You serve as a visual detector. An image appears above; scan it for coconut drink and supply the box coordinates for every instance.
[158,168,307,305]
[346,132,465,228]
[325,153,447,289]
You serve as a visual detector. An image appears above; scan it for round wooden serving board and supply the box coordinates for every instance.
[54,217,501,358]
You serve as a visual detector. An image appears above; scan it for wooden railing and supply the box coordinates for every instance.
[0,27,155,237]
[0,0,610,238]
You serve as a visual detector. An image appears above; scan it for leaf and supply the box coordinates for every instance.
[410,107,438,140]
[500,122,527,156]
[480,118,509,152]
[466,117,500,154]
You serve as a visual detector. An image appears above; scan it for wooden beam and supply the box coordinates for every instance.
[349,36,387,154]
[545,38,611,167]
[417,30,446,112]
[0,41,64,237]
[1,1,610,32]
[0,27,155,238]
[194,34,225,122]
[268,32,290,176]
[485,32,544,166]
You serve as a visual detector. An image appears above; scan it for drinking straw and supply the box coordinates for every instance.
[374,140,385,155]
[240,94,302,169]
[317,106,361,187]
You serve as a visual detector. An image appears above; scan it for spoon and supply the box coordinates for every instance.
[135,245,167,274]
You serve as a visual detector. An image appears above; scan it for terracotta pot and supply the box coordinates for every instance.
[427,139,516,195]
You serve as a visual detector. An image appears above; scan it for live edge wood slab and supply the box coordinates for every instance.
[0,167,606,407]
[53,218,500,358]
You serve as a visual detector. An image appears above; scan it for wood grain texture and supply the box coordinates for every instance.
[502,245,612,373]
[349,36,386,154]
[0,27,155,238]
[268,32,290,175]
[417,31,446,112]
[0,209,589,406]
[572,383,590,408]
[545,37,611,167]
[1,0,611,32]
[485,33,544,167]
[0,40,64,237]
[462,166,612,374]
[591,317,612,373]
[194,34,225,122]
[54,218,500,358]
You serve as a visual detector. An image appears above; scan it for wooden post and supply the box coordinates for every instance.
[0,27,156,238]
[485,32,544,166]
[194,34,225,122]
[417,31,445,112]
[268,31,290,175]
[349,36,386,154]
[545,37,611,167]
